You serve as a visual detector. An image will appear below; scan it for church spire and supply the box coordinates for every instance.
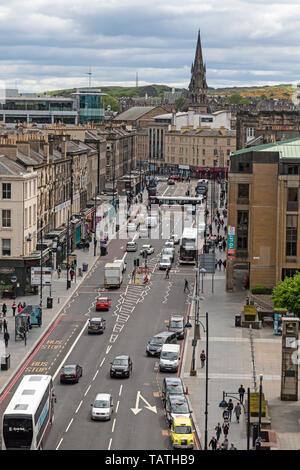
[184,30,208,113]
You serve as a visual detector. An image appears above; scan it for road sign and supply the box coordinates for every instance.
[199,253,215,274]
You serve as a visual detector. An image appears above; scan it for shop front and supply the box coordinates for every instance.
[195,166,228,180]
[0,261,24,299]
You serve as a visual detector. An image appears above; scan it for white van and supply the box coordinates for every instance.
[146,216,158,228]
[159,344,181,372]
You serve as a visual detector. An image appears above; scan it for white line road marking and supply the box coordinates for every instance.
[66,418,73,432]
[84,385,91,396]
[92,370,99,381]
[108,438,112,450]
[75,400,83,413]
[116,400,120,413]
[100,357,105,367]
[112,418,116,433]
[106,345,112,354]
[119,385,123,397]
[56,438,63,450]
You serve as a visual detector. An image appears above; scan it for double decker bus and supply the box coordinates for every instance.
[2,375,55,450]
[179,228,198,264]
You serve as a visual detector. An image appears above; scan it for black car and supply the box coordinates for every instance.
[162,377,186,405]
[88,317,106,334]
[146,331,177,357]
[168,315,185,339]
[60,364,83,383]
[110,355,133,378]
[165,394,192,426]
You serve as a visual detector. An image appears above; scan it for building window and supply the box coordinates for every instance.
[227,139,231,146]
[214,139,218,145]
[286,215,298,256]
[202,149,205,156]
[282,268,299,280]
[247,127,255,138]
[2,239,11,256]
[238,161,251,173]
[2,210,11,228]
[202,159,205,165]
[238,184,249,199]
[2,183,11,199]
[287,188,298,212]
[213,149,218,156]
[237,211,248,250]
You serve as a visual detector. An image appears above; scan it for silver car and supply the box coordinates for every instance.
[159,256,172,270]
[91,393,114,420]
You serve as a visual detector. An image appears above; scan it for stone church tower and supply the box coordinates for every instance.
[183,30,208,113]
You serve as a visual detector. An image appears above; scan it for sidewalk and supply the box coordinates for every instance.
[0,242,101,395]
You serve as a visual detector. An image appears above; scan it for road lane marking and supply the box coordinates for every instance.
[75,400,83,413]
[56,438,63,450]
[108,438,112,450]
[106,345,112,354]
[92,370,99,381]
[112,418,116,433]
[116,400,120,413]
[84,384,91,396]
[66,418,73,432]
[100,357,105,367]
[119,385,123,396]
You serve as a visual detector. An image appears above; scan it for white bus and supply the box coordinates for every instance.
[179,228,198,264]
[2,375,55,450]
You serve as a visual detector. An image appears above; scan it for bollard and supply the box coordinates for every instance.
[58,298,60,304]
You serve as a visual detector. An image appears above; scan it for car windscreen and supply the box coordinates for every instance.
[113,359,128,366]
[90,320,101,325]
[171,401,189,413]
[94,400,110,408]
[97,299,107,303]
[169,320,183,329]
[166,383,184,394]
[161,258,170,263]
[175,425,192,434]
[150,337,164,346]
[161,351,178,360]
[63,366,76,373]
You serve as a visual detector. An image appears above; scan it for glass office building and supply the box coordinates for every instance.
[74,89,106,124]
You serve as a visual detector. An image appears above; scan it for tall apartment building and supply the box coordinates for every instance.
[226,137,300,291]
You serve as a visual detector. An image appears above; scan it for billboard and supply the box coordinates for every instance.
[31,267,52,286]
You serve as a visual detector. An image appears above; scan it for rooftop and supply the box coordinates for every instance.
[233,137,300,159]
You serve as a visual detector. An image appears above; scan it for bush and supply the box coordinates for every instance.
[251,286,273,295]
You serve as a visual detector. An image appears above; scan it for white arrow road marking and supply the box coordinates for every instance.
[131,390,157,415]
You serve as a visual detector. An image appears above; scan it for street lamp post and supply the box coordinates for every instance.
[39,218,43,308]
[66,210,70,290]
[204,311,209,450]
[258,374,263,444]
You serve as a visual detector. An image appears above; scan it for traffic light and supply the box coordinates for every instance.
[134,259,140,267]
[73,258,77,268]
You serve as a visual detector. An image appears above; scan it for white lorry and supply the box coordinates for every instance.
[104,262,123,288]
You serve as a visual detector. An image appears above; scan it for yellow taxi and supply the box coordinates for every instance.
[170,415,194,449]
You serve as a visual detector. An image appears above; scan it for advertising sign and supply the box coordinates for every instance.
[227,225,235,262]
[31,267,52,286]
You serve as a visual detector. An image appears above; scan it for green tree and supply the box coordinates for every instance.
[272,272,300,315]
[227,93,250,105]
[175,97,185,112]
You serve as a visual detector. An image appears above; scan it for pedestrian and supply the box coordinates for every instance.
[215,258,218,269]
[12,301,16,317]
[238,384,245,403]
[218,259,223,270]
[184,279,189,294]
[234,402,242,423]
[57,266,62,279]
[227,399,234,421]
[0,316,2,333]
[3,318,7,333]
[22,302,26,309]
[222,422,230,438]
[218,240,223,251]
[222,239,226,251]
[222,438,229,450]
[222,259,227,270]
[2,303,7,317]
[229,443,237,450]
[209,436,217,450]
[165,266,170,279]
[4,330,9,348]
[224,225,227,235]
[70,269,74,281]
[17,302,22,310]
[200,350,206,368]
[215,422,222,442]
[132,267,136,281]
[18,305,22,313]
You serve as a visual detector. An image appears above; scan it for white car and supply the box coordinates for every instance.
[163,248,174,262]
[91,393,114,421]
[140,244,154,255]
[139,225,148,238]
[164,241,174,250]
[159,256,172,270]
[170,234,179,245]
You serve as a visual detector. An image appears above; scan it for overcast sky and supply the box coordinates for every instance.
[1,0,300,93]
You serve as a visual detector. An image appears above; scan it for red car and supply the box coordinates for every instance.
[96,297,111,311]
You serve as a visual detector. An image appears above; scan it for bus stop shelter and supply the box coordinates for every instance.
[15,305,42,341]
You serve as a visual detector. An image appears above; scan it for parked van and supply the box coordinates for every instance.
[159,343,181,372]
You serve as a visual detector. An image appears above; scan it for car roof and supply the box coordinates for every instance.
[97,297,108,300]
[114,355,129,360]
[90,317,103,321]
[95,393,111,401]
[63,364,77,369]
[169,394,187,404]
[127,241,136,245]
[153,331,173,338]
[170,315,184,320]
[165,377,183,385]
[173,416,192,426]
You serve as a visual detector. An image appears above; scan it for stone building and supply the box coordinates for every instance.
[226,137,300,291]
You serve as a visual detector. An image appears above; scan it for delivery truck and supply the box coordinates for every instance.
[104,262,123,288]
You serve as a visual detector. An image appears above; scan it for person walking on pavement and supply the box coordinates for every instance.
[70,268,75,282]
[2,303,7,317]
[222,422,230,439]
[12,301,17,317]
[215,423,222,442]
[234,402,242,423]
[200,350,206,368]
[229,443,237,450]
[4,330,9,348]
[238,385,246,404]
[132,267,136,281]
[57,266,62,279]
[3,318,7,334]
[184,279,189,294]
[0,316,2,333]
[227,399,234,421]
[222,438,229,450]
[209,436,217,450]
[218,258,223,270]
[222,259,227,270]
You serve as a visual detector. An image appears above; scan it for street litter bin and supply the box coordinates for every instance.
[1,353,10,371]
[78,268,82,277]
[82,263,88,272]
[47,297,53,309]
[67,280,71,289]
[235,314,241,327]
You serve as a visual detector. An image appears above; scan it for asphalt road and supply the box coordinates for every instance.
[0,180,200,451]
